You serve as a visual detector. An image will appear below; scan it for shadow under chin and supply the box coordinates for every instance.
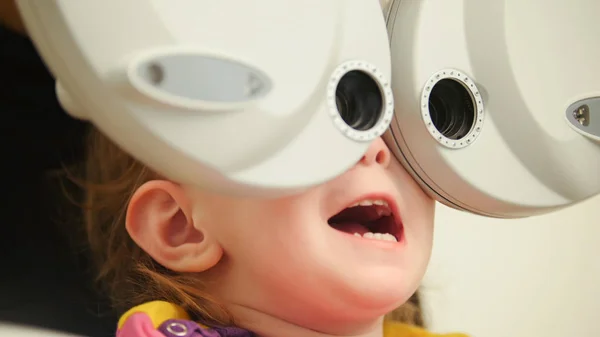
[385,290,425,327]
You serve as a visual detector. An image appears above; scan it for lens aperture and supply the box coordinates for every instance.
[335,70,383,131]
[428,79,475,140]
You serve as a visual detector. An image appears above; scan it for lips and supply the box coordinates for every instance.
[327,195,403,242]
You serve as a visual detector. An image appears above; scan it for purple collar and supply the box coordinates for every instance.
[158,318,255,337]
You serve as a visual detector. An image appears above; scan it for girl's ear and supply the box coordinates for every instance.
[125,180,223,272]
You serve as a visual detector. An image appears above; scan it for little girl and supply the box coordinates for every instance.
[81,126,468,337]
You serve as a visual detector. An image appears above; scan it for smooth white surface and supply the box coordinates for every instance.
[0,323,82,337]
[423,195,600,337]
[18,0,600,219]
[17,0,392,197]
[385,0,600,218]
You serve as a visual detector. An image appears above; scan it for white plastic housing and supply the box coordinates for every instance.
[385,0,600,218]
[16,0,392,197]
[0,324,80,337]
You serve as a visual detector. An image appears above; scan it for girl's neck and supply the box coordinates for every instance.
[228,304,384,337]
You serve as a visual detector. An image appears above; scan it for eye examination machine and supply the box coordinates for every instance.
[4,0,600,335]
[15,0,600,218]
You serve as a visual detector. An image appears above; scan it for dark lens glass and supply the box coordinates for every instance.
[335,70,383,131]
[428,79,475,140]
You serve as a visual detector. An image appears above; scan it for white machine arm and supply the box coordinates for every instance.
[383,0,600,217]
[16,0,600,219]
[16,0,393,197]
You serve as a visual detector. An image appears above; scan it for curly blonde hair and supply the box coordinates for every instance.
[79,126,425,327]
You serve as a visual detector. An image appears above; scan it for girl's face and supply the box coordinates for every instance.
[127,137,435,334]
[183,137,435,332]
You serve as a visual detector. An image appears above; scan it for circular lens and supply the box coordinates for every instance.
[428,79,476,140]
[335,70,383,131]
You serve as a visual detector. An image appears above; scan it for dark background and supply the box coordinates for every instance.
[0,25,116,336]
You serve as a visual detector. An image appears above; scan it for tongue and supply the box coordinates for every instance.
[330,222,369,235]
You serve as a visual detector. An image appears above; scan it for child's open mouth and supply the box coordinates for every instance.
[327,198,403,243]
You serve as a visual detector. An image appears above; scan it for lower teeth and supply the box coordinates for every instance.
[354,232,397,242]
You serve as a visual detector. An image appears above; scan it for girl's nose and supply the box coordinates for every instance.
[359,137,391,167]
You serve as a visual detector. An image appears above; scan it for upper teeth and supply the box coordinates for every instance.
[350,199,389,207]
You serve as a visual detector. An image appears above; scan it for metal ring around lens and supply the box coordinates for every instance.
[166,322,188,336]
[327,60,394,142]
[421,69,485,149]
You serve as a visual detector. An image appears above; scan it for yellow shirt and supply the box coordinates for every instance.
[383,320,468,337]
[117,301,468,337]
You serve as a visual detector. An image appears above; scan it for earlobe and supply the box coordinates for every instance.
[125,180,223,273]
